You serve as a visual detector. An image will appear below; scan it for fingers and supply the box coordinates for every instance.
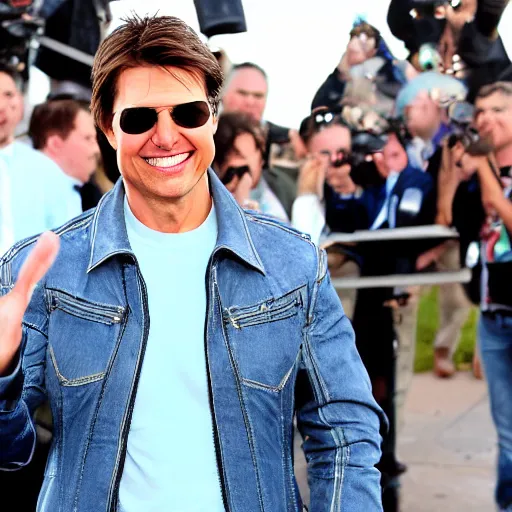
[13,232,60,302]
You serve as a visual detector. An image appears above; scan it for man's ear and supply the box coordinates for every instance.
[101,114,117,150]
[46,134,64,153]
[212,114,218,135]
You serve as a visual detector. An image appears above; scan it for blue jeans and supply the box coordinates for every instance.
[479,312,512,511]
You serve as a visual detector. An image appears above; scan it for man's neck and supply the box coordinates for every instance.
[495,144,512,169]
[125,173,212,234]
[0,136,14,150]
[41,149,84,184]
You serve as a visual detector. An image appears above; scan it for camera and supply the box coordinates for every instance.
[0,0,44,89]
[446,101,493,156]
[410,0,462,17]
[339,116,411,188]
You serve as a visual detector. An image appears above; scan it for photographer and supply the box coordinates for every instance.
[212,111,296,221]
[221,62,307,169]
[448,81,512,511]
[387,0,511,99]
[311,20,414,113]
[296,104,435,510]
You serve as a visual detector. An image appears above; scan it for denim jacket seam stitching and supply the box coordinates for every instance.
[221,336,265,512]
[233,309,299,330]
[247,215,316,247]
[87,192,108,271]
[304,334,331,402]
[226,285,305,318]
[106,263,136,510]
[238,386,266,512]
[49,306,117,326]
[218,288,265,512]
[334,427,350,512]
[318,410,346,512]
[238,210,266,272]
[73,301,129,512]
[22,321,48,339]
[49,345,106,386]
[46,288,126,315]
[241,358,296,393]
[281,390,298,512]
[0,214,93,269]
[211,271,235,509]
[56,382,64,510]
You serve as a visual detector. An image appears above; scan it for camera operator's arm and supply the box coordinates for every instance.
[311,63,349,111]
[475,0,509,38]
[387,0,417,53]
[436,141,467,226]
[291,155,327,244]
[475,155,512,230]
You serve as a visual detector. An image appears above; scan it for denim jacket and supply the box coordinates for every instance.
[0,171,385,512]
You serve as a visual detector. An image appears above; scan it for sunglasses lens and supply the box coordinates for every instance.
[120,108,158,134]
[171,101,210,129]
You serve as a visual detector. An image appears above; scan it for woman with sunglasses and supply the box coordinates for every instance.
[0,14,385,512]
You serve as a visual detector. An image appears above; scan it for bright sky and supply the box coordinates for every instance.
[29,0,512,130]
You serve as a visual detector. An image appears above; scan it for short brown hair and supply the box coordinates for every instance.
[91,15,224,133]
[213,112,265,170]
[476,81,512,100]
[29,99,85,149]
[349,22,381,44]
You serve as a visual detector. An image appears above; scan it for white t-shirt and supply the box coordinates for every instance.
[120,198,224,512]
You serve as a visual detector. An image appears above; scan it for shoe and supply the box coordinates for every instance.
[434,347,456,378]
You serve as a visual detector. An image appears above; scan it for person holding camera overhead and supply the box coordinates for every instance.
[387,0,511,100]
[440,81,512,512]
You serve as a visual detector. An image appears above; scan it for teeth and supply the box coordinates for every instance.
[144,153,190,167]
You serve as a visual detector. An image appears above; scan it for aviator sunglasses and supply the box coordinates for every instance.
[119,100,211,135]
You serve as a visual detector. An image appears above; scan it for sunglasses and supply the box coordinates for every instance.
[221,165,251,185]
[119,101,211,135]
[312,106,343,127]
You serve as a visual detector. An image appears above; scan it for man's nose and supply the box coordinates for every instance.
[476,111,492,131]
[151,110,180,149]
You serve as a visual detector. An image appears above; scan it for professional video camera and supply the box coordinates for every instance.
[0,0,44,88]
[446,101,493,156]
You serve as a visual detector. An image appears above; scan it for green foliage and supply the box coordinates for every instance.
[415,287,478,373]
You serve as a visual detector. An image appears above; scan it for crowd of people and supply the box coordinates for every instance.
[1,1,512,511]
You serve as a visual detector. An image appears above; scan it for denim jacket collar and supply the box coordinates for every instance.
[87,169,265,274]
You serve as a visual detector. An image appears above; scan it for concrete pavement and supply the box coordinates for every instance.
[399,372,496,511]
[294,371,497,511]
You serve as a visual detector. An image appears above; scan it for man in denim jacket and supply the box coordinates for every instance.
[0,15,385,512]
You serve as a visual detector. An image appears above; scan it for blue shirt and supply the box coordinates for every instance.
[0,141,81,253]
[120,198,224,512]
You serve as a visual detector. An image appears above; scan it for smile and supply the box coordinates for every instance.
[143,152,192,168]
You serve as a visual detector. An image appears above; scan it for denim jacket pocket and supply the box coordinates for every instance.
[46,289,126,386]
[223,287,305,391]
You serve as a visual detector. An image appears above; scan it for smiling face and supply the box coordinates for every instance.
[107,65,217,218]
[475,90,512,154]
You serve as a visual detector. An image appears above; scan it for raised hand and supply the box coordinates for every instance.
[0,232,60,376]
[297,154,327,198]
